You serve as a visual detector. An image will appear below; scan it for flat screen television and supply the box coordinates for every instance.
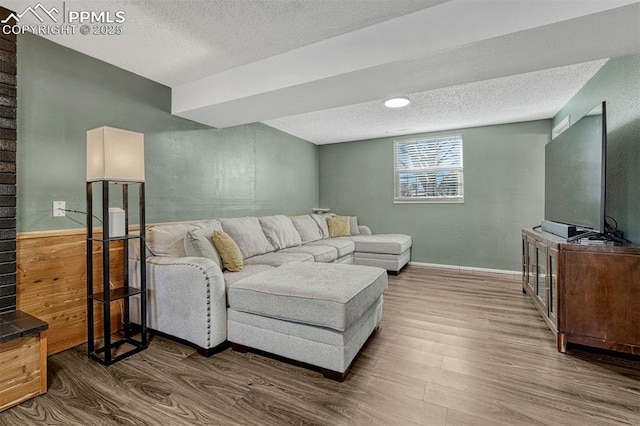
[544,102,606,235]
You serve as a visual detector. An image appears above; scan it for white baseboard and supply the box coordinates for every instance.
[408,261,521,276]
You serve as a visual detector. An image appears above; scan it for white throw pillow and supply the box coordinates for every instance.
[147,219,223,257]
[259,215,302,250]
[193,219,223,238]
[311,214,330,239]
[290,215,323,243]
[147,222,198,257]
[220,217,275,259]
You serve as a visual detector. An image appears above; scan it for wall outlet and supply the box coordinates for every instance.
[53,201,66,217]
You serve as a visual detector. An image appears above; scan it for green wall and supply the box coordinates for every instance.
[553,54,640,244]
[17,34,318,232]
[319,120,550,271]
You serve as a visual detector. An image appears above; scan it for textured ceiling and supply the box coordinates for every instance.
[171,1,640,137]
[6,0,640,144]
[264,60,609,144]
[6,0,445,85]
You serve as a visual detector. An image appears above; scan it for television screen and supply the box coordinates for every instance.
[545,102,606,233]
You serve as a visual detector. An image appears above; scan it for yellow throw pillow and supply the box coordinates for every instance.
[212,230,243,272]
[327,216,351,238]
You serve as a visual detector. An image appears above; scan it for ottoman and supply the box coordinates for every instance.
[227,262,387,381]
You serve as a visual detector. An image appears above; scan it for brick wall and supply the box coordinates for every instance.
[0,7,17,313]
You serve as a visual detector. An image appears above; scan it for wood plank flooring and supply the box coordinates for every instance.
[1,265,639,425]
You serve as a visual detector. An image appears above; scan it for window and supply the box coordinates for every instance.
[394,135,464,203]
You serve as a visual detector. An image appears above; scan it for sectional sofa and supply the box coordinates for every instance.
[129,213,412,374]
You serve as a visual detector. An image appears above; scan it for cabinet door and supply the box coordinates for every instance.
[564,251,640,348]
[536,242,548,311]
[525,237,536,295]
[547,247,558,327]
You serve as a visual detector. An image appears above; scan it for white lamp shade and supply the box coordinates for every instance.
[87,126,145,182]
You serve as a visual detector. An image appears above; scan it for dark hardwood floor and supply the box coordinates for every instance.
[2,265,639,425]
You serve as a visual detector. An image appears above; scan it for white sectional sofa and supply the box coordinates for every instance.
[129,214,411,367]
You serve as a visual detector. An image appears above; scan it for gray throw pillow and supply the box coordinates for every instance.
[349,216,360,235]
[184,230,223,269]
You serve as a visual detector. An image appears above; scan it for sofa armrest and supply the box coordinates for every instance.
[129,256,227,349]
[358,225,373,235]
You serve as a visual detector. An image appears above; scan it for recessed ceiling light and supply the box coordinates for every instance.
[384,97,410,108]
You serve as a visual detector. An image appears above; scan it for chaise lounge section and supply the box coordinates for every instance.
[350,234,412,273]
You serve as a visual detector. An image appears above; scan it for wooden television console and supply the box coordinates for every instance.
[522,228,640,355]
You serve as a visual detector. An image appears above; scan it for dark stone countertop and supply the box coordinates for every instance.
[0,310,49,343]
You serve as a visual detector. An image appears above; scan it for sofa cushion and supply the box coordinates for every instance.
[227,262,388,331]
[305,238,355,258]
[259,215,302,250]
[349,216,360,236]
[213,230,243,272]
[183,230,222,268]
[221,217,275,259]
[347,234,412,255]
[147,222,194,257]
[311,214,330,239]
[358,225,372,235]
[223,265,275,289]
[281,244,337,263]
[244,252,313,267]
[327,216,351,238]
[147,220,222,257]
[334,253,355,265]
[290,215,323,243]
[193,219,225,239]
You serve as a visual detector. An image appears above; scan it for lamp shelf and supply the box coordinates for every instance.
[88,235,142,243]
[89,287,142,303]
[89,335,146,366]
[86,179,147,365]
[86,126,147,365]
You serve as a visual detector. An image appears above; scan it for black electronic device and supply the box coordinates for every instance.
[540,220,577,239]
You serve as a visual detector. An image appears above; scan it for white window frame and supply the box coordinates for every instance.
[393,135,464,204]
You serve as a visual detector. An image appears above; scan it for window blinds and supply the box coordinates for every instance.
[394,135,464,202]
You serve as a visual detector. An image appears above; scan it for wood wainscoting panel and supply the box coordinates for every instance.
[16,230,124,355]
